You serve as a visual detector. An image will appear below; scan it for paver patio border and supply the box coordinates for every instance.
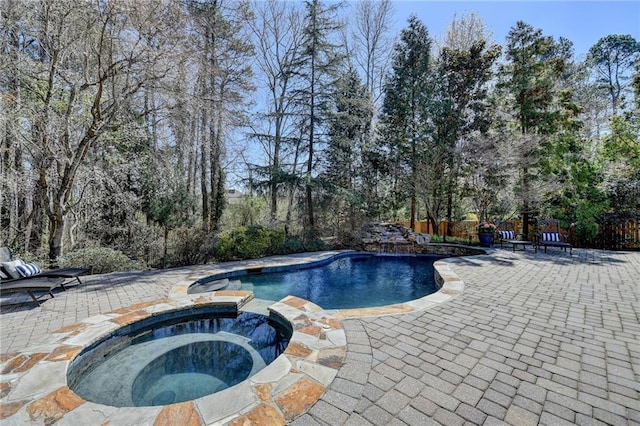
[0,251,468,424]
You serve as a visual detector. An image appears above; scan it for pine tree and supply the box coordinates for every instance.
[500,21,567,238]
[588,34,640,115]
[432,40,501,230]
[188,0,254,232]
[295,0,344,233]
[323,67,374,230]
[380,15,432,230]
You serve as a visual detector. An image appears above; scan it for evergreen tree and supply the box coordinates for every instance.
[588,34,640,115]
[188,0,254,232]
[323,67,374,231]
[295,0,344,233]
[433,39,501,229]
[500,21,568,238]
[380,15,432,230]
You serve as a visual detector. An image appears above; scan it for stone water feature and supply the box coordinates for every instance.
[359,223,429,253]
[358,223,484,256]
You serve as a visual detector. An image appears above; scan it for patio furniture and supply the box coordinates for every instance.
[536,219,573,254]
[495,221,532,251]
[0,247,90,285]
[0,277,67,306]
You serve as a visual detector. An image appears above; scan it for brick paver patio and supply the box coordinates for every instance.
[2,248,639,425]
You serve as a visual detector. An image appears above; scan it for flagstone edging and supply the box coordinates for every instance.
[1,251,469,424]
[169,251,467,319]
[0,292,346,425]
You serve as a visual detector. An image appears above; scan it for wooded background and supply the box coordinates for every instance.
[1,0,639,267]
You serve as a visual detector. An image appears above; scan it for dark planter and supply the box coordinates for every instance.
[478,232,494,247]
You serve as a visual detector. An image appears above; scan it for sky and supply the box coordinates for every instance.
[390,1,640,58]
[231,0,639,186]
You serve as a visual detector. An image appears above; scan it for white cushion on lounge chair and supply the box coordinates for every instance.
[2,259,25,279]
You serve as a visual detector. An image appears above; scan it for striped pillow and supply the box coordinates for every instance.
[2,259,24,279]
[542,232,560,242]
[499,231,516,240]
[16,262,41,277]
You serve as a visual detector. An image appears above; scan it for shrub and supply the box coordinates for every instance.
[214,226,329,261]
[215,226,286,261]
[58,247,146,274]
[281,234,328,253]
[165,226,217,267]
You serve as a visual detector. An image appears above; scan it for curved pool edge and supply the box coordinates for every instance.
[172,249,474,319]
[335,258,467,318]
[170,250,351,300]
[0,249,477,424]
[0,292,346,425]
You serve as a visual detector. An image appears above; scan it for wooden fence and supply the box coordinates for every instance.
[596,218,640,250]
[400,218,640,250]
[399,220,480,242]
[400,220,533,242]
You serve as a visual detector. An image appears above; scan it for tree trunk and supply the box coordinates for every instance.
[522,166,530,240]
[27,180,45,253]
[271,129,280,222]
[307,75,316,232]
[410,191,416,231]
[47,202,65,266]
[446,147,459,238]
[163,225,168,269]
[209,99,224,231]
[446,187,453,237]
[189,118,198,217]
[200,109,210,230]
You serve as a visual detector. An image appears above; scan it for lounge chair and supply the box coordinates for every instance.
[0,277,67,306]
[536,219,573,254]
[0,247,90,285]
[495,221,532,251]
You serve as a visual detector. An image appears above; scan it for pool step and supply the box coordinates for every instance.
[241,298,275,316]
[225,280,243,290]
[190,278,229,294]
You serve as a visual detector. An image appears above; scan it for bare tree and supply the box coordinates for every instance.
[350,0,394,105]
[440,12,493,52]
[5,0,185,262]
[187,0,255,231]
[0,0,29,250]
[248,0,305,222]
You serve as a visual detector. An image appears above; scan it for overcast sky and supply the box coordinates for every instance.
[389,1,640,58]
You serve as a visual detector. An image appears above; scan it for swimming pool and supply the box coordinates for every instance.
[190,253,444,309]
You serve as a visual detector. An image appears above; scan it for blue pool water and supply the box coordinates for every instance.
[67,310,291,407]
[239,254,443,309]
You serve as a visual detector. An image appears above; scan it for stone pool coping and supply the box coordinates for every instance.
[0,292,346,425]
[0,250,467,425]
[171,250,466,319]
